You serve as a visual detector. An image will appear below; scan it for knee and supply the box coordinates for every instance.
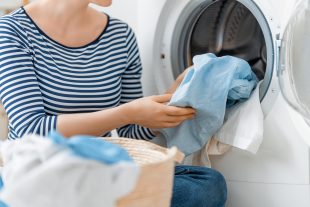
[189,167,227,207]
[203,168,227,207]
[172,166,227,207]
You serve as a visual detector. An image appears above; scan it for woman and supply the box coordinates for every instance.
[0,0,227,206]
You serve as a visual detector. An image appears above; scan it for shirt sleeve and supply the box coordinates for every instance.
[116,26,156,140]
[0,17,57,139]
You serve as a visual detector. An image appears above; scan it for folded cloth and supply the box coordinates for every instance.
[0,132,139,207]
[160,53,258,156]
[214,81,264,153]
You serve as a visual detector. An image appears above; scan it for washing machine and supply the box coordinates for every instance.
[137,0,310,206]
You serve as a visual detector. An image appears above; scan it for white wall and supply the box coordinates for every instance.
[0,0,22,9]
[0,0,22,15]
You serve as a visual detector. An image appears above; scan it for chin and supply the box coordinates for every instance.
[94,0,112,7]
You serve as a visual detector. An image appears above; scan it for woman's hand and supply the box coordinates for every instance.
[122,94,195,129]
[166,67,192,94]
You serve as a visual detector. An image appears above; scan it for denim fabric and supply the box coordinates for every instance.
[161,53,258,156]
[172,165,227,207]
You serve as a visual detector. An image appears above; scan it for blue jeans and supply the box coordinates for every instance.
[171,165,227,207]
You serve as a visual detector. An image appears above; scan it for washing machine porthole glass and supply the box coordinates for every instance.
[171,0,274,101]
[279,0,310,125]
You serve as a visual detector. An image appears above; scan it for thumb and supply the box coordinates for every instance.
[151,94,172,103]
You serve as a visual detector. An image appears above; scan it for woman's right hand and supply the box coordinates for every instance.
[122,94,195,129]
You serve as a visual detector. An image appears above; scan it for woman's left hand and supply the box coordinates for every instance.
[166,67,192,94]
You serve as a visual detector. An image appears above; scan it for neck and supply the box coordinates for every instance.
[35,0,90,28]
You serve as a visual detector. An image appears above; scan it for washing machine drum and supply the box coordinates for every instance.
[279,0,310,125]
[190,1,266,80]
[171,0,274,100]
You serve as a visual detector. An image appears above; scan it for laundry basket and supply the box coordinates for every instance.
[103,137,184,207]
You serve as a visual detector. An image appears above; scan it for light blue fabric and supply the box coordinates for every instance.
[0,200,8,207]
[0,177,3,190]
[161,53,258,156]
[48,131,133,164]
[0,178,7,207]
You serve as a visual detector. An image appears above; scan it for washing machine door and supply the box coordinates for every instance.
[278,0,310,141]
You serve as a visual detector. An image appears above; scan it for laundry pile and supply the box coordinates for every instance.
[0,131,139,207]
[188,82,264,167]
[161,53,263,156]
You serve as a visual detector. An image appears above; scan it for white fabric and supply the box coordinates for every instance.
[0,135,139,207]
[214,82,264,153]
[183,137,231,167]
[184,82,263,167]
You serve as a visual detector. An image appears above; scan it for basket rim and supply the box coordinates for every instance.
[102,137,181,165]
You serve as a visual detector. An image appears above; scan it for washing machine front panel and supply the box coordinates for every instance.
[138,1,310,206]
[138,0,310,206]
[152,0,299,116]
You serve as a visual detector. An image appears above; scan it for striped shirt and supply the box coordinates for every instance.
[0,8,155,140]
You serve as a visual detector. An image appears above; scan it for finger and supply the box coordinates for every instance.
[178,114,195,121]
[151,94,172,103]
[165,106,196,116]
[163,122,182,128]
[164,117,194,127]
[164,114,194,123]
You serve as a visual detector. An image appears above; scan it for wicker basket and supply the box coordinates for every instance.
[0,137,184,207]
[103,137,184,207]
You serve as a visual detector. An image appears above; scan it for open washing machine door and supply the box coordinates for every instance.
[278,0,310,146]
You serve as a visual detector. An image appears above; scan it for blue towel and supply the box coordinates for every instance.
[160,53,258,156]
[48,131,133,164]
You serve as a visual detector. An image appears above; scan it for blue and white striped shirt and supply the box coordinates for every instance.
[0,8,155,140]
